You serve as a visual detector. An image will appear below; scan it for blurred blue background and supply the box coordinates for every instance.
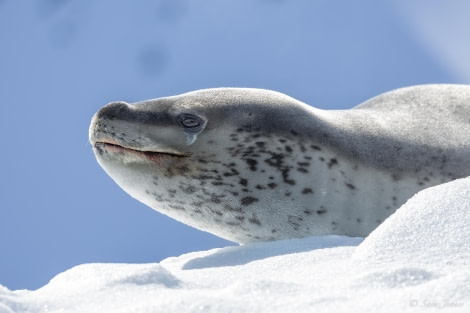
[1,0,469,290]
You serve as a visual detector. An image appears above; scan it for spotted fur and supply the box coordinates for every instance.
[89,85,470,243]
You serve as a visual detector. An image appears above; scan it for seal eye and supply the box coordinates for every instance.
[178,113,203,131]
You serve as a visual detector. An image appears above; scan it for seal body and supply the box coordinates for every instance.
[89,85,470,243]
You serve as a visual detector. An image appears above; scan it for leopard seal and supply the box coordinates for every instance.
[89,84,470,243]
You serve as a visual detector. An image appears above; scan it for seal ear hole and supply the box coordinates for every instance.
[177,113,204,132]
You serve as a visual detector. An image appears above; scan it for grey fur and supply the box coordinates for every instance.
[89,84,470,243]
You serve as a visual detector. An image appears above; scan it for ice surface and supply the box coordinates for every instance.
[1,178,469,312]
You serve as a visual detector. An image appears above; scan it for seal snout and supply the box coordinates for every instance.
[89,101,137,149]
[97,101,132,121]
[89,101,128,145]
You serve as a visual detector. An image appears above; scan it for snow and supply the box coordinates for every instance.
[1,178,470,312]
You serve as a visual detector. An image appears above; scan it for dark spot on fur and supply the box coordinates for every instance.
[168,204,186,211]
[267,183,277,189]
[356,218,361,223]
[302,188,314,194]
[193,174,222,181]
[288,215,303,230]
[311,145,321,151]
[211,181,229,186]
[285,145,293,153]
[264,153,284,168]
[248,214,261,225]
[297,168,309,174]
[304,210,311,215]
[290,130,299,136]
[175,165,190,173]
[179,184,196,194]
[207,193,225,204]
[316,209,327,215]
[271,229,277,233]
[235,216,245,221]
[241,146,256,157]
[223,168,240,177]
[239,178,248,187]
[167,189,177,198]
[282,168,295,185]
[327,158,338,168]
[241,124,261,132]
[241,197,259,206]
[345,183,356,190]
[255,184,266,190]
[224,204,242,212]
[245,158,258,171]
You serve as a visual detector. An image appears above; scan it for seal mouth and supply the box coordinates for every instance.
[94,141,188,160]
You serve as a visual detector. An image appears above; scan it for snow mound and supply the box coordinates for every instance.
[1,178,470,312]
[354,177,470,264]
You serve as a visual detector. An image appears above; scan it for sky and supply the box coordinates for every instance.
[0,0,469,291]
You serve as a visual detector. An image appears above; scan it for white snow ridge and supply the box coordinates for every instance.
[1,178,470,312]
